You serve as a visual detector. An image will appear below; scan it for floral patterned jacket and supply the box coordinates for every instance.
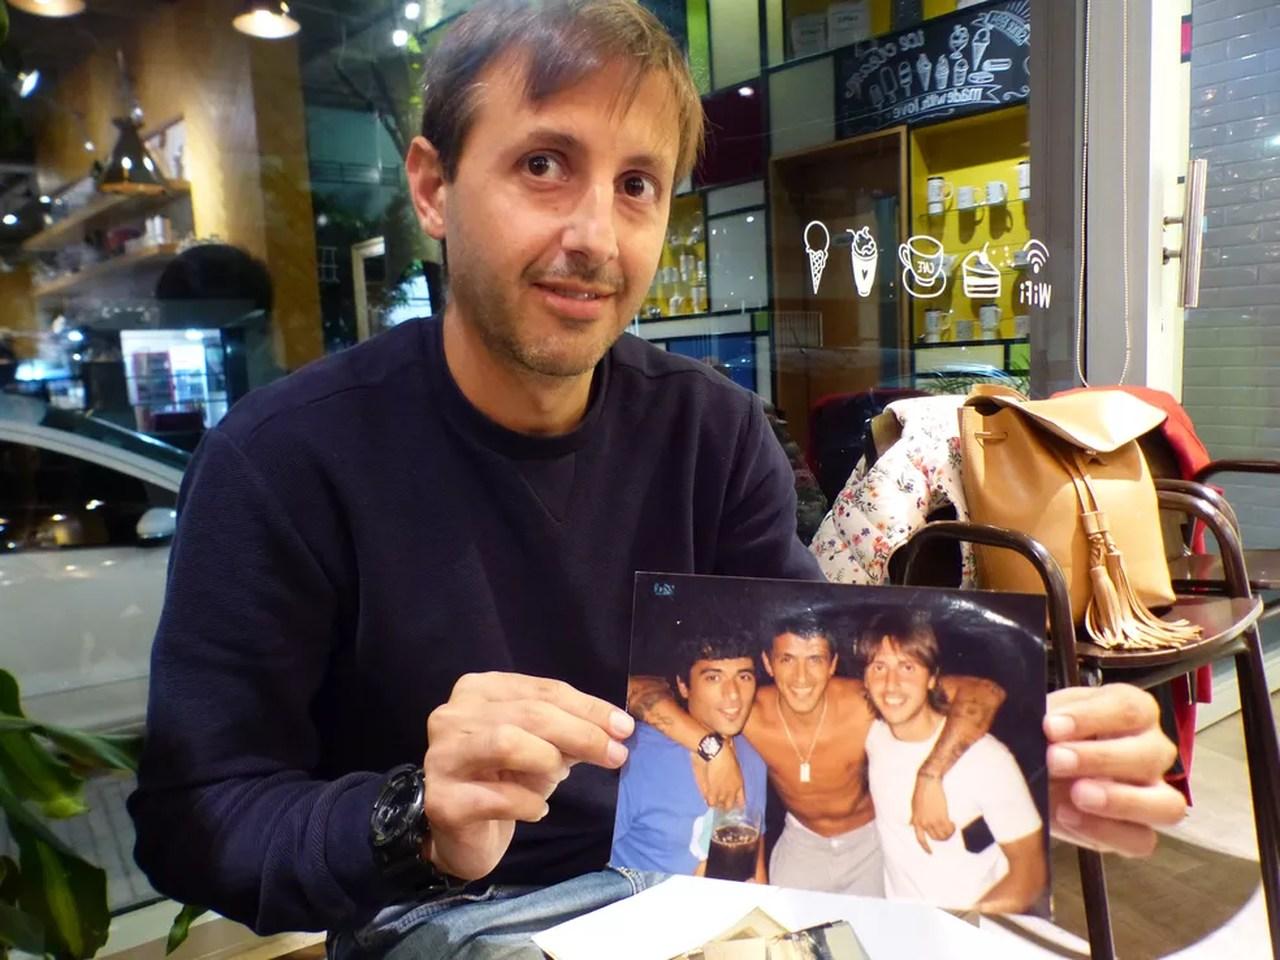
[809,394,976,586]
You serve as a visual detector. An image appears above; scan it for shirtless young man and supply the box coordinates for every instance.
[629,608,1004,894]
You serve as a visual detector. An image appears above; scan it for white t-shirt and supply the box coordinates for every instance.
[865,718,1042,910]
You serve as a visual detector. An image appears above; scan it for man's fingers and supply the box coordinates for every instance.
[1045,684,1159,742]
[500,699,630,768]
[925,819,955,842]
[454,673,633,740]
[1064,778,1187,827]
[914,823,932,854]
[1051,801,1160,858]
[1046,726,1177,784]
[429,779,552,829]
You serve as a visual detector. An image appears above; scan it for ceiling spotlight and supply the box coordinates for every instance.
[232,1,300,40]
[392,28,409,47]
[9,0,86,16]
[404,2,421,18]
[1,214,17,227]
[737,86,755,97]
[17,71,41,98]
[83,140,95,153]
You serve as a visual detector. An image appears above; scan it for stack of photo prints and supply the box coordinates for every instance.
[611,572,1051,944]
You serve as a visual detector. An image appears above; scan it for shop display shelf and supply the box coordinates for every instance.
[913,337,1029,349]
[22,181,191,254]
[914,197,1028,223]
[32,243,181,300]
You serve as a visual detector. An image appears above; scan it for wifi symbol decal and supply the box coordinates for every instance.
[1023,239,1049,275]
[1017,239,1054,310]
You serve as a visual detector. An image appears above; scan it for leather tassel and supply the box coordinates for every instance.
[1085,535,1128,648]
[1084,533,1202,650]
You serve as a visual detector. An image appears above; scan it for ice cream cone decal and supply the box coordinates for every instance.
[804,220,831,294]
[848,227,879,298]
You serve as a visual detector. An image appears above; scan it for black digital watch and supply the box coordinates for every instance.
[369,764,454,890]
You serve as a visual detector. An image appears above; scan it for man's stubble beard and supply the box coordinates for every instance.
[450,253,632,380]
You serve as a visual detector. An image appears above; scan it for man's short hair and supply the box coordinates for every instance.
[420,0,705,183]
[673,629,757,686]
[855,609,949,714]
[766,607,835,658]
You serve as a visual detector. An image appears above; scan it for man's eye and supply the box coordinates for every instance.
[621,174,657,202]
[525,154,564,178]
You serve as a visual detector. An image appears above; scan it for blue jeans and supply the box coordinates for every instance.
[327,867,666,959]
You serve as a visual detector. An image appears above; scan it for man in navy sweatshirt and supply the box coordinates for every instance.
[130,1,1187,956]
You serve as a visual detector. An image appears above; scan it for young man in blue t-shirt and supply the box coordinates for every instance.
[612,631,768,880]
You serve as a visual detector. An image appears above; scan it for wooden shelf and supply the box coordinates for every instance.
[21,182,191,254]
[32,244,181,300]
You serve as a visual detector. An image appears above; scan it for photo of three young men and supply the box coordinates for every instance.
[611,574,1051,917]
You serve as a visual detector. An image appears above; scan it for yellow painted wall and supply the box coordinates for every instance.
[907,104,1030,343]
[33,0,321,372]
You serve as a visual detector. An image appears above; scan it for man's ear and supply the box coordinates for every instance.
[406,136,448,240]
[761,651,774,678]
[828,651,839,676]
[675,675,690,700]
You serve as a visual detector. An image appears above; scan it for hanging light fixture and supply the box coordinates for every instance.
[9,0,86,16]
[232,1,301,39]
[97,51,167,196]
[98,116,167,194]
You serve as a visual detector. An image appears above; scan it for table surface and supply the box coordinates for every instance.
[533,874,1046,959]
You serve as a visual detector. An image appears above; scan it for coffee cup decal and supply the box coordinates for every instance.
[962,243,1002,299]
[898,235,947,300]
[847,227,879,298]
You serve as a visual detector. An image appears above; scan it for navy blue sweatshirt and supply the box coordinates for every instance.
[129,316,822,934]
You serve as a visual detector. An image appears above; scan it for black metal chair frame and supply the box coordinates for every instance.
[1167,461,1280,624]
[891,486,1280,960]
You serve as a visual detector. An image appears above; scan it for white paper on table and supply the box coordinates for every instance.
[533,875,1045,960]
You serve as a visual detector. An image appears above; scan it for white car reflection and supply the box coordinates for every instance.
[0,395,188,733]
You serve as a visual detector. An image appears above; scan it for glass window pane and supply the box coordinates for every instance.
[709,0,761,90]
[709,213,769,312]
[706,180,765,216]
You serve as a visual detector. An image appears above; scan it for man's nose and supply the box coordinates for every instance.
[723,681,742,708]
[562,181,619,269]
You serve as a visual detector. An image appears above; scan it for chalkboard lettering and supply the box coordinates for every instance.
[835,0,1030,139]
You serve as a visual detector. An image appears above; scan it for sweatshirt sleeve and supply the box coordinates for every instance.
[714,394,825,583]
[128,428,403,934]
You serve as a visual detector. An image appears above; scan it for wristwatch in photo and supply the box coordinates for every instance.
[696,732,726,762]
[369,764,453,890]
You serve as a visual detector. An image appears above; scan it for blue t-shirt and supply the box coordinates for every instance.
[610,721,767,875]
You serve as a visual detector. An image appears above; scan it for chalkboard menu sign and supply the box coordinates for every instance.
[835,0,1031,139]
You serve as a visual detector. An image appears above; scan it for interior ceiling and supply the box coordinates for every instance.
[3,0,414,118]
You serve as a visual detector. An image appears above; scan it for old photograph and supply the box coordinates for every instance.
[612,574,1050,917]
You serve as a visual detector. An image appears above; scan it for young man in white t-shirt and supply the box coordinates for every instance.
[858,610,1046,913]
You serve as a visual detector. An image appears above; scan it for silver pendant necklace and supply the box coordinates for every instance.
[778,692,828,784]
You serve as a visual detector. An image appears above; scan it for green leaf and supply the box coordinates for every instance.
[166,904,208,955]
[39,729,142,775]
[13,822,108,960]
[0,730,87,820]
[0,771,80,864]
[0,900,44,955]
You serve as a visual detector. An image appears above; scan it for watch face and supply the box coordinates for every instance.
[372,768,422,846]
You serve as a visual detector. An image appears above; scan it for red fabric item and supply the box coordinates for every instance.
[1053,385,1215,804]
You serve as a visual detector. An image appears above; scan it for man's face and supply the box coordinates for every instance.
[863,637,937,729]
[762,632,837,715]
[411,54,679,378]
[676,657,758,737]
